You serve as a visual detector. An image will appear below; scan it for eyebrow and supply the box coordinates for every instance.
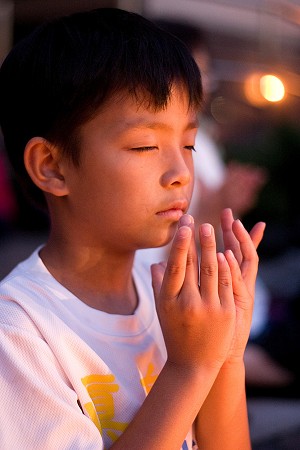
[120,118,199,133]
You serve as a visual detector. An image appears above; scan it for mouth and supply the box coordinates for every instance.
[156,201,188,220]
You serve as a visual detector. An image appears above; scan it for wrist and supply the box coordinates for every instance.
[220,358,246,376]
[163,359,221,388]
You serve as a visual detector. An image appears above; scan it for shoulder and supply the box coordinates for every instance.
[0,247,57,332]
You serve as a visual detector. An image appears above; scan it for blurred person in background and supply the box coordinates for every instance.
[137,18,297,394]
[227,118,300,396]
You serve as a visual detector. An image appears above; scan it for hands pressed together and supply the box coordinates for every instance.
[112,208,264,449]
[151,208,266,374]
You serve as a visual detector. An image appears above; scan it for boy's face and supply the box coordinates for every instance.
[62,85,198,251]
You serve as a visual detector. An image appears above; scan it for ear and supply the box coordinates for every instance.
[24,137,69,197]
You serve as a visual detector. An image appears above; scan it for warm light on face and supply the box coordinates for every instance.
[259,75,285,102]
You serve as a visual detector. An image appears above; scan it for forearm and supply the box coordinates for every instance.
[111,361,220,450]
[195,360,251,450]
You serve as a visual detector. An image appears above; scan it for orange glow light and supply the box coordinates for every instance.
[260,74,285,102]
[244,72,286,106]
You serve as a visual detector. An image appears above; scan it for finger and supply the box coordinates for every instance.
[232,219,259,262]
[151,262,166,303]
[232,220,266,262]
[249,222,266,249]
[159,225,192,300]
[225,249,254,311]
[199,223,219,302]
[220,208,242,264]
[179,214,199,286]
[217,252,234,309]
[231,219,259,292]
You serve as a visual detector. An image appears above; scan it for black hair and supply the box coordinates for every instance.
[0,8,202,209]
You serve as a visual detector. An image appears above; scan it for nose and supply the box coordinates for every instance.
[160,149,193,188]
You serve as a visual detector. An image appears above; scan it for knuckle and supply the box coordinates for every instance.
[166,263,183,277]
[202,241,216,251]
[200,262,217,277]
[218,277,231,288]
[186,253,195,267]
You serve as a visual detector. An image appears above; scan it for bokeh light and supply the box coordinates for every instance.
[244,72,286,106]
[260,75,285,102]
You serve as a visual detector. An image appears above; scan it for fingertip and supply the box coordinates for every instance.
[177,225,192,239]
[232,218,248,237]
[220,208,234,231]
[151,263,165,296]
[256,221,266,237]
[260,221,266,231]
[179,214,194,227]
[234,220,245,237]
[200,223,212,237]
[221,207,233,218]
[224,249,236,261]
[217,252,226,263]
[151,261,166,274]
[249,221,267,249]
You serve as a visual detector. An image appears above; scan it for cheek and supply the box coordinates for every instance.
[102,170,148,213]
[188,159,195,197]
[191,165,195,190]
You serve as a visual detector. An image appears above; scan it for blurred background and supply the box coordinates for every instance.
[0,1,300,448]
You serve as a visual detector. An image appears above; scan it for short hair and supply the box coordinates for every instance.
[0,8,202,209]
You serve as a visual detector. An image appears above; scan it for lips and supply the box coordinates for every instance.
[156,200,188,217]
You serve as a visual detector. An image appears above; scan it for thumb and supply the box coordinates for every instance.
[249,221,266,250]
[151,262,166,305]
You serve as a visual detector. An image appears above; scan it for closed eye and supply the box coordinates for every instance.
[131,146,158,152]
[185,146,196,152]
[131,145,196,152]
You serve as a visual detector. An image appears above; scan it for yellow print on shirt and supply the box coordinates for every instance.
[140,362,158,394]
[81,374,128,443]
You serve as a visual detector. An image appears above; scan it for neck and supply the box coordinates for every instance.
[40,233,138,315]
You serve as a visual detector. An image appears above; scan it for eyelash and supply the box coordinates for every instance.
[131,146,157,152]
[131,146,196,152]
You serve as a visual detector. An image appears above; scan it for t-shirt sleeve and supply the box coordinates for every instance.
[0,322,104,449]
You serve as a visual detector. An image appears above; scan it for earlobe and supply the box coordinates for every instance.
[24,137,69,197]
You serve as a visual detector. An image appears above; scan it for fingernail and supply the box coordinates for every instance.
[180,214,193,227]
[226,249,235,260]
[235,219,244,228]
[201,224,212,236]
[217,252,225,262]
[178,226,190,238]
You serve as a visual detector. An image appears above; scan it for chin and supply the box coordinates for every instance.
[139,227,176,251]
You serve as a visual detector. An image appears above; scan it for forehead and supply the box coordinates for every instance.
[93,85,199,133]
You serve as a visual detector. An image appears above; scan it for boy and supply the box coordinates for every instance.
[0,8,265,449]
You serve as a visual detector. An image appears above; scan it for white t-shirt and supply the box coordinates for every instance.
[0,248,194,449]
